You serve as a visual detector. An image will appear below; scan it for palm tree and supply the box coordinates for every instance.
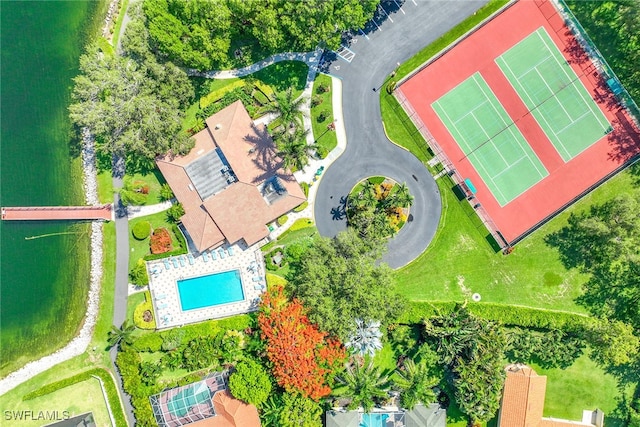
[394,358,438,410]
[107,320,135,349]
[393,183,414,208]
[335,360,391,412]
[262,88,307,129]
[275,127,315,171]
[345,319,383,357]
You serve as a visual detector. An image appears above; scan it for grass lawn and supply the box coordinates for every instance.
[262,221,317,278]
[0,377,113,427]
[123,170,166,206]
[96,170,114,204]
[110,0,129,48]
[395,171,639,311]
[311,73,338,156]
[128,211,184,270]
[533,354,623,426]
[381,0,639,312]
[127,291,146,323]
[185,61,309,131]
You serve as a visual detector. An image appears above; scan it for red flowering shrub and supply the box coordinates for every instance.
[150,228,172,254]
[258,286,346,400]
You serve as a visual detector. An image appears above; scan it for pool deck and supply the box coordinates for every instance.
[146,243,266,329]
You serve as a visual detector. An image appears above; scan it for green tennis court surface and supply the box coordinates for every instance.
[496,27,610,162]
[432,73,548,206]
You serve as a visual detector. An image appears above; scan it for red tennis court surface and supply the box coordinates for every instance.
[397,0,640,245]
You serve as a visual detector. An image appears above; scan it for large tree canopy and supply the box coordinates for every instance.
[546,191,640,330]
[143,0,380,70]
[287,229,404,341]
[69,12,194,161]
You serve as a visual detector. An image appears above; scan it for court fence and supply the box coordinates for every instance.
[552,0,640,128]
[394,90,510,250]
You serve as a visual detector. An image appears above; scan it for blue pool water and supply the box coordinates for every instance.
[177,270,244,311]
[360,413,388,427]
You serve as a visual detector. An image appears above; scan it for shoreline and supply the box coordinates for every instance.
[0,129,104,396]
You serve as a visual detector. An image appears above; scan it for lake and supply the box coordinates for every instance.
[0,0,104,375]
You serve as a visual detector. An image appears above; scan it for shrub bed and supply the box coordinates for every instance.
[399,301,593,332]
[134,291,157,330]
[277,215,288,226]
[150,227,172,254]
[293,201,308,212]
[132,221,151,240]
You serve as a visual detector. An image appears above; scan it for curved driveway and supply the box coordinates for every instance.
[314,0,488,268]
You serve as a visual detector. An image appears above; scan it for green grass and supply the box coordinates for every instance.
[1,377,113,427]
[128,211,183,270]
[533,354,623,426]
[124,170,166,205]
[250,60,308,98]
[127,291,146,323]
[185,61,309,130]
[395,167,637,313]
[311,73,338,156]
[110,0,129,48]
[96,169,114,203]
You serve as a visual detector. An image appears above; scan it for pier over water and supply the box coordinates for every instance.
[1,204,112,221]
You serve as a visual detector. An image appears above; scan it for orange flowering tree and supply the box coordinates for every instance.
[258,285,346,400]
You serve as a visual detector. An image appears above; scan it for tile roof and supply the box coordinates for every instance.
[157,101,305,251]
[189,391,260,427]
[498,364,547,427]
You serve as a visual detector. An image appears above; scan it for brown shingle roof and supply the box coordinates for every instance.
[498,364,547,427]
[157,101,305,251]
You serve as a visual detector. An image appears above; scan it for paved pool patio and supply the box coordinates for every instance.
[146,243,266,329]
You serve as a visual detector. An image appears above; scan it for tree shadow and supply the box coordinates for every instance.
[243,123,296,186]
[607,109,640,166]
[331,196,348,221]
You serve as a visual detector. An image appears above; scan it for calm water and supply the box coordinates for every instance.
[177,270,245,311]
[0,1,102,373]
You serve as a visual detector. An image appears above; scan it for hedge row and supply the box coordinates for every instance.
[143,224,188,261]
[23,368,127,426]
[400,301,593,332]
[293,201,308,212]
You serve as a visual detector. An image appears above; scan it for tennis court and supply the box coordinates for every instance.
[432,73,548,206]
[496,27,611,162]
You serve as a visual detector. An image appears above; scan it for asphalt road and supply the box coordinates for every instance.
[314,0,488,268]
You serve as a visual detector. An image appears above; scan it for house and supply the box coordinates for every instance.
[150,372,260,427]
[497,364,605,427]
[157,100,306,252]
[325,403,446,427]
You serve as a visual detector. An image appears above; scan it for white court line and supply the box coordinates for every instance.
[435,91,508,203]
[497,55,571,162]
[555,110,591,135]
[538,28,611,129]
[472,74,548,178]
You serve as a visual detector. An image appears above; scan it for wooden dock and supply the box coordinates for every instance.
[1,204,113,221]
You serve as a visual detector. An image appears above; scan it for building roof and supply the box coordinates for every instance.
[325,404,446,427]
[498,364,547,427]
[190,391,260,427]
[157,101,305,251]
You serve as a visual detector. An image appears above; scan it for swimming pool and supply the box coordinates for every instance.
[177,270,244,311]
[360,413,388,427]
